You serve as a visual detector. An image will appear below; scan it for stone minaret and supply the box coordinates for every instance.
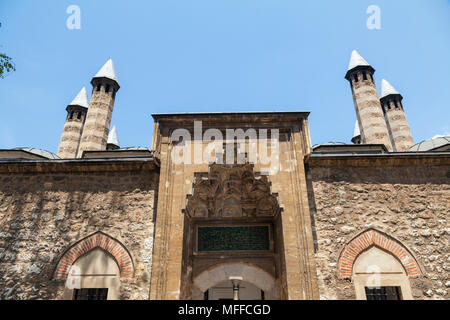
[57,87,89,159]
[380,79,414,152]
[345,50,393,151]
[77,59,120,157]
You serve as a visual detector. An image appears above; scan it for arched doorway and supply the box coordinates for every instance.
[192,263,278,300]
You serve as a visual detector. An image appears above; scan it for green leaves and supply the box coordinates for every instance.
[0,53,16,79]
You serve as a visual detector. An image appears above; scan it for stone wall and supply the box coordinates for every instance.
[0,164,158,300]
[306,161,450,300]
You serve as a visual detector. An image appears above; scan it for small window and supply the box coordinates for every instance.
[73,288,108,300]
[96,84,101,92]
[69,111,74,120]
[365,287,402,300]
[77,112,82,120]
[387,102,391,110]
[353,74,359,83]
[105,85,111,93]
[394,100,399,108]
[362,72,367,81]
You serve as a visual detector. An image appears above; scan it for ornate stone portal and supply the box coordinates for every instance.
[181,163,285,299]
[150,112,319,300]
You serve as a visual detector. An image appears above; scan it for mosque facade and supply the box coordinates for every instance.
[0,51,448,300]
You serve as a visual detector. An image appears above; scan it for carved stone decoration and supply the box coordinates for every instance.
[185,163,281,218]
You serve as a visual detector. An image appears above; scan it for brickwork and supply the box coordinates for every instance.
[54,232,134,279]
[338,229,421,278]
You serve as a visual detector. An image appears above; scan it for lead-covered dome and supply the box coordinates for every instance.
[408,136,450,152]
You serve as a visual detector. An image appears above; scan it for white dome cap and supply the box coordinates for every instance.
[94,59,118,83]
[380,79,400,99]
[69,87,89,108]
[107,125,120,147]
[348,50,371,71]
[353,120,361,138]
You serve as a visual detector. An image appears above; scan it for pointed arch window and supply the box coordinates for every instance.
[338,229,421,300]
[54,232,134,300]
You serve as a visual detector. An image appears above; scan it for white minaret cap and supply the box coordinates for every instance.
[380,79,400,98]
[69,87,89,108]
[348,50,371,71]
[353,120,361,138]
[107,125,120,147]
[94,58,118,82]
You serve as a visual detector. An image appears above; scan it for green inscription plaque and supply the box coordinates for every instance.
[197,226,270,252]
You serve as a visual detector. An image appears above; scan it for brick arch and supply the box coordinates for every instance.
[54,232,134,279]
[338,229,421,278]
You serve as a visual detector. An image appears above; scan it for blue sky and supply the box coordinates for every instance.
[0,0,449,153]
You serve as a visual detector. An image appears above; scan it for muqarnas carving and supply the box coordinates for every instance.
[185,163,281,218]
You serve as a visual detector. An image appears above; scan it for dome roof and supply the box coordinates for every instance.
[118,147,150,151]
[408,136,450,152]
[12,148,60,159]
[312,142,346,149]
